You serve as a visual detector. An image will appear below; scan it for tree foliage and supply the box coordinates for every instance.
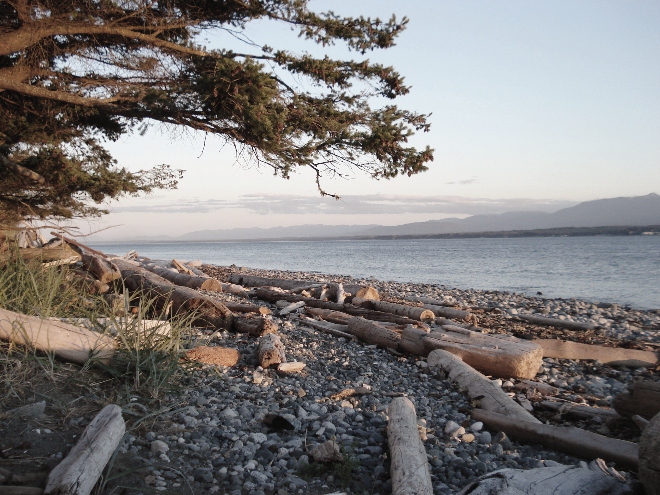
[0,0,433,224]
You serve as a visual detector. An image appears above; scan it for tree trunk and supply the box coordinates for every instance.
[305,307,354,324]
[354,286,380,300]
[613,381,660,420]
[299,316,353,339]
[427,349,539,423]
[540,400,619,421]
[400,325,430,355]
[387,397,433,495]
[534,338,658,368]
[423,327,543,379]
[517,313,597,331]
[224,302,271,315]
[0,308,115,365]
[44,404,125,495]
[81,253,121,284]
[423,304,469,320]
[639,412,660,495]
[171,259,195,276]
[471,409,639,469]
[139,262,223,291]
[258,333,286,368]
[347,317,401,349]
[66,269,110,295]
[228,273,364,295]
[363,300,435,321]
[233,316,278,337]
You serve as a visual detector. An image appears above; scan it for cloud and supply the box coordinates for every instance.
[446,177,479,185]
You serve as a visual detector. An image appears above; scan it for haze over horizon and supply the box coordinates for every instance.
[75,1,659,241]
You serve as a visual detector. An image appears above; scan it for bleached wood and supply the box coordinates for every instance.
[44,404,125,495]
[224,302,271,315]
[279,301,306,315]
[540,400,619,420]
[347,317,401,349]
[534,338,658,368]
[639,413,660,495]
[299,316,354,339]
[387,397,433,495]
[518,313,597,331]
[277,362,306,372]
[233,316,278,336]
[427,349,539,423]
[258,333,286,368]
[423,304,469,320]
[369,300,435,321]
[171,259,195,276]
[400,325,430,355]
[472,409,639,468]
[81,253,121,284]
[138,262,222,291]
[0,308,115,365]
[220,283,249,298]
[406,295,453,307]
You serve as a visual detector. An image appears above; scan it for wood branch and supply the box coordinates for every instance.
[139,263,223,291]
[299,316,354,339]
[81,253,121,284]
[277,362,306,373]
[540,400,619,420]
[113,259,233,330]
[233,316,278,337]
[471,409,639,469]
[400,325,431,355]
[328,282,346,304]
[305,307,354,324]
[423,328,543,379]
[50,232,106,257]
[613,381,660,420]
[639,413,660,495]
[387,397,433,495]
[517,313,597,331]
[427,349,539,423]
[423,304,470,320]
[367,300,435,321]
[228,273,364,295]
[258,333,286,368]
[0,154,45,183]
[44,404,125,495]
[171,259,195,276]
[224,302,271,315]
[346,317,401,349]
[279,301,305,316]
[0,307,115,365]
[533,338,658,368]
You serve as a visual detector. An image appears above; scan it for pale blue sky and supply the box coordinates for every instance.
[87,1,660,240]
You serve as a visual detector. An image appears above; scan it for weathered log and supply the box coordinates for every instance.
[639,412,660,495]
[277,362,306,373]
[534,338,658,368]
[66,269,110,295]
[81,253,121,284]
[220,283,249,298]
[613,381,660,420]
[223,302,271,315]
[233,316,278,337]
[44,404,125,495]
[540,400,619,420]
[347,317,401,349]
[228,273,365,295]
[368,300,435,321]
[186,346,240,367]
[423,304,469,320]
[406,295,453,307]
[518,313,597,331]
[171,259,195,276]
[471,409,639,468]
[423,327,543,379]
[139,262,223,292]
[0,243,81,266]
[114,259,233,330]
[305,307,353,324]
[427,349,539,423]
[299,316,354,339]
[355,286,379,300]
[400,325,431,355]
[456,465,634,495]
[387,397,433,495]
[258,333,286,368]
[0,308,115,365]
[279,301,306,316]
[328,282,346,304]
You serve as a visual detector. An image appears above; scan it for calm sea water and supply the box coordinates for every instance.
[92,236,660,309]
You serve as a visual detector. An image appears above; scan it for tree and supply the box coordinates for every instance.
[0,0,433,225]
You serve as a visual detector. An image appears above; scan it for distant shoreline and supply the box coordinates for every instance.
[92,224,660,245]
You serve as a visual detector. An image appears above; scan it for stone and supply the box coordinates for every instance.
[7,400,46,418]
[151,440,169,453]
[310,440,342,463]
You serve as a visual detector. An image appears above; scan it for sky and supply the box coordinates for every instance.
[81,0,660,240]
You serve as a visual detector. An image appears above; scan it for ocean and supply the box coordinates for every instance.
[91,236,660,310]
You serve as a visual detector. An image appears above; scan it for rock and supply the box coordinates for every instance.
[186,346,240,367]
[310,440,342,463]
[151,440,169,453]
[7,400,46,418]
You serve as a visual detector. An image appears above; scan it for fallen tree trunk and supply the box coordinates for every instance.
[299,316,354,339]
[639,412,660,495]
[233,316,278,337]
[517,313,597,331]
[346,317,401,349]
[387,397,433,495]
[66,269,110,295]
[279,301,306,316]
[220,283,250,298]
[427,349,539,423]
[423,327,543,379]
[258,333,286,368]
[114,259,233,330]
[613,381,660,420]
[540,400,620,421]
[368,300,435,322]
[0,308,115,365]
[81,253,121,284]
[400,325,430,355]
[224,302,271,315]
[471,409,639,469]
[228,273,364,295]
[406,295,454,307]
[534,338,658,368]
[44,404,125,495]
[306,307,354,325]
[171,259,195,276]
[139,262,223,292]
[423,304,470,320]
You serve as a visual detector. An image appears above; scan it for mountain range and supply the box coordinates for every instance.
[121,193,660,242]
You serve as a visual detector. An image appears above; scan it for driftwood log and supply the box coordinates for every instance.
[387,397,433,495]
[67,269,110,295]
[613,381,660,420]
[44,404,125,495]
[171,259,195,276]
[139,262,223,292]
[540,401,619,421]
[0,308,115,365]
[472,409,639,468]
[423,304,470,320]
[400,325,431,355]
[299,316,354,339]
[406,295,453,307]
[534,338,658,368]
[517,313,597,331]
[220,283,249,298]
[639,412,660,495]
[228,273,365,296]
[305,307,353,324]
[258,334,286,368]
[233,316,278,337]
[347,317,401,349]
[427,349,539,423]
[223,302,271,315]
[364,300,435,322]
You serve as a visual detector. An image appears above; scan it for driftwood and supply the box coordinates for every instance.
[171,259,195,276]
[223,302,271,315]
[277,362,306,373]
[365,300,435,322]
[279,301,306,316]
[233,316,278,337]
[228,273,364,296]
[0,308,115,365]
[387,397,433,495]
[0,486,45,494]
[613,381,660,420]
[457,465,634,495]
[405,295,454,307]
[346,317,401,349]
[540,400,619,420]
[427,349,539,423]
[534,338,658,368]
[639,412,660,495]
[472,409,639,468]
[258,333,286,368]
[66,269,110,295]
[186,346,240,367]
[114,259,233,330]
[354,286,379,300]
[423,304,469,320]
[0,243,81,266]
[81,253,121,284]
[400,325,431,355]
[139,262,223,292]
[328,282,346,304]
[423,327,543,379]
[299,316,354,339]
[220,283,249,298]
[44,404,125,495]
[517,313,597,331]
[305,307,354,324]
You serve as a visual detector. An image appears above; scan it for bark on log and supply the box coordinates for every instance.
[81,253,121,284]
[139,262,223,292]
[258,333,286,368]
[220,283,249,298]
[277,362,306,373]
[400,325,430,355]
[423,304,469,320]
[406,295,453,307]
[456,465,634,495]
[347,317,401,349]
[66,270,110,295]
[0,308,115,365]
[427,349,539,423]
[534,338,658,368]
[328,282,346,304]
[355,286,379,300]
[0,244,81,266]
[44,404,125,495]
[518,313,597,331]
[639,412,660,495]
[233,316,278,337]
[299,316,354,339]
[114,259,233,330]
[223,302,271,315]
[387,397,433,495]
[423,328,543,379]
[613,381,660,420]
[369,300,435,321]
[279,301,306,316]
[540,400,620,420]
[305,308,354,324]
[471,409,639,469]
